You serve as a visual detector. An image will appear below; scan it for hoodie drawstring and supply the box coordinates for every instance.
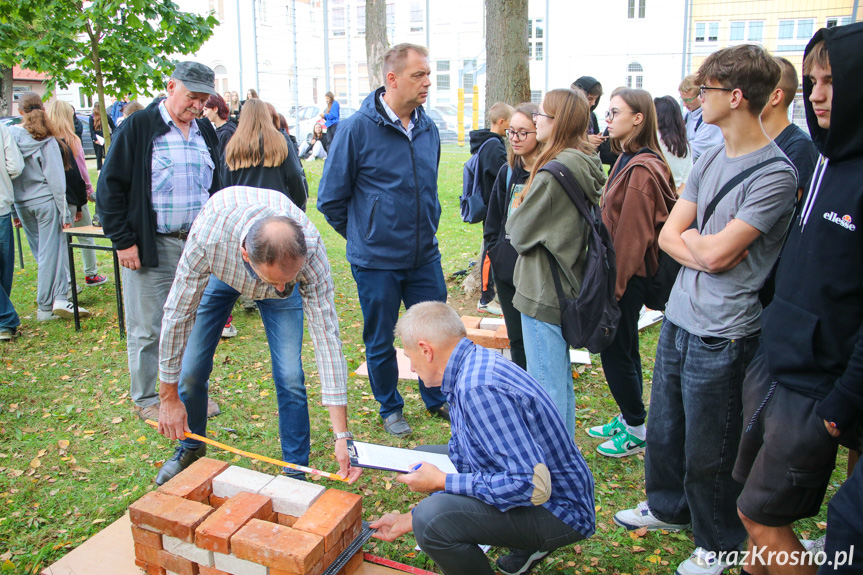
[799,155,829,229]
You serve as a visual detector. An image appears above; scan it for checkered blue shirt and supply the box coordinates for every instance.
[442,338,596,536]
[150,102,214,233]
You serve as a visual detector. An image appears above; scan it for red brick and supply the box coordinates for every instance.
[494,324,509,343]
[135,545,199,575]
[129,491,213,543]
[339,550,364,575]
[195,491,274,554]
[461,316,482,330]
[292,489,362,551]
[342,517,362,546]
[134,559,167,575]
[465,327,508,349]
[132,525,163,549]
[158,457,230,503]
[320,534,347,570]
[198,566,231,575]
[232,518,324,573]
[276,512,299,527]
[209,494,228,509]
[272,561,326,575]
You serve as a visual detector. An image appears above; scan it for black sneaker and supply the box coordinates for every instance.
[428,402,451,422]
[155,444,207,485]
[496,550,550,575]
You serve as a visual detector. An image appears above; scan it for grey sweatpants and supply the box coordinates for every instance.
[16,197,69,311]
[122,236,185,408]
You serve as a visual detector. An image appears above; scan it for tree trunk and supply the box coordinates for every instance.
[365,0,389,91]
[0,66,12,117]
[485,0,530,121]
[87,26,112,151]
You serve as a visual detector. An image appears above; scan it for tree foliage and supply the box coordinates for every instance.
[0,0,217,148]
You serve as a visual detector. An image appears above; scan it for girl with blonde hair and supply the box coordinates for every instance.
[506,88,607,436]
[47,100,107,288]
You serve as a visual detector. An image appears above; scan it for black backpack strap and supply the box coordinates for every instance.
[698,156,792,233]
[538,160,599,315]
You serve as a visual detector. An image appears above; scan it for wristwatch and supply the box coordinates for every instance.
[333,431,354,442]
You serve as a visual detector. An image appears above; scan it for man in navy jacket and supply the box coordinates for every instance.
[318,43,449,437]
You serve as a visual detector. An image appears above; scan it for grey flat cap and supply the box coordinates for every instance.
[171,61,216,95]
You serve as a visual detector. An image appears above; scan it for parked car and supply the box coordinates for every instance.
[2,114,95,159]
[426,109,447,132]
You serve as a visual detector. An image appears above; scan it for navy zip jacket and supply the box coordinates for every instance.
[317,87,442,270]
[762,22,863,434]
[96,100,222,268]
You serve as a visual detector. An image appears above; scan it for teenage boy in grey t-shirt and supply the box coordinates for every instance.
[613,45,796,575]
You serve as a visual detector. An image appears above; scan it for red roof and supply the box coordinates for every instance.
[12,66,49,81]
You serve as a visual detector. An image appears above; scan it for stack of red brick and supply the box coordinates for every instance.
[460,316,510,349]
[129,458,363,575]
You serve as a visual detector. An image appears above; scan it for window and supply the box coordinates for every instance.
[628,0,634,19]
[410,2,423,32]
[208,0,224,20]
[333,64,347,99]
[437,60,450,72]
[628,0,645,19]
[78,88,93,110]
[358,63,369,101]
[386,3,395,39]
[827,16,851,28]
[463,73,475,90]
[213,64,229,93]
[639,0,645,18]
[257,0,268,22]
[694,21,719,43]
[437,75,450,90]
[356,5,365,35]
[530,90,542,104]
[777,18,815,52]
[331,0,345,37]
[626,62,643,89]
[529,19,544,59]
[729,20,764,43]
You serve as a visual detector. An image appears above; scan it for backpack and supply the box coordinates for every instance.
[460,138,496,224]
[539,160,620,353]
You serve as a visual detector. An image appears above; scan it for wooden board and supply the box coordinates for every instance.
[42,512,402,575]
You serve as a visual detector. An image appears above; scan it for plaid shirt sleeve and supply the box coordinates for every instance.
[444,385,548,511]
[299,233,348,406]
[158,235,213,385]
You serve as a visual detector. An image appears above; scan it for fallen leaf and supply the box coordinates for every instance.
[635,526,648,537]
[29,457,41,469]
[647,555,661,564]
[816,522,827,530]
[58,440,70,449]
[111,417,123,424]
[632,546,646,553]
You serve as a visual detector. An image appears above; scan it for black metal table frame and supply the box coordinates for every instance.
[66,233,125,337]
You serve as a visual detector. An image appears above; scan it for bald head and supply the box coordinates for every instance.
[246,216,307,273]
[395,302,466,350]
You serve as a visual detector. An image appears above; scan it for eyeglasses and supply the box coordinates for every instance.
[699,85,748,100]
[605,109,635,121]
[505,129,537,141]
[532,111,555,122]
[680,94,698,103]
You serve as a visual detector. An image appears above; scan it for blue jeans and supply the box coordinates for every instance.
[521,314,575,437]
[644,320,758,552]
[0,214,20,331]
[179,275,308,467]
[351,261,447,418]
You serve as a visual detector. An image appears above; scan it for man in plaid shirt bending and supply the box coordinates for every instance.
[154,186,362,486]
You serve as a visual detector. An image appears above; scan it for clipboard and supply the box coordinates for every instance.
[347,440,457,474]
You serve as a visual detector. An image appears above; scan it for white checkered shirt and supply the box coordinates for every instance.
[159,186,348,405]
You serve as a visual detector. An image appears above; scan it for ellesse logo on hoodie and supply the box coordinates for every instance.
[823,211,857,231]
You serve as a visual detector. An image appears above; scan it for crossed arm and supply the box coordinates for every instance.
[659,198,762,274]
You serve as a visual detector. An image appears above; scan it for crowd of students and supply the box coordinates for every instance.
[1,23,861,575]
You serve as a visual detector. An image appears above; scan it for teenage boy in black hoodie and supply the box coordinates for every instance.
[735,22,863,575]
[469,102,513,314]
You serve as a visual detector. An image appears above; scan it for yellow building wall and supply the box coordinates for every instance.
[688,0,854,74]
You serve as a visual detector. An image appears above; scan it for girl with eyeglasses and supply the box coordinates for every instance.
[586,88,677,458]
[506,89,607,436]
[483,102,543,371]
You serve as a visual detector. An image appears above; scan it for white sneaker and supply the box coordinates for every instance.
[221,323,238,338]
[614,501,690,531]
[52,300,91,319]
[37,310,58,322]
[676,547,733,575]
[477,300,503,315]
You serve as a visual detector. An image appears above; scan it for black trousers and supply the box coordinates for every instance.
[599,275,648,427]
[94,144,105,170]
[325,122,338,148]
[494,278,526,371]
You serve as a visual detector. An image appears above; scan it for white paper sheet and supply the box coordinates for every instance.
[348,440,457,474]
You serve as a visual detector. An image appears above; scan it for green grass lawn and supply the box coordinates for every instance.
[0,145,845,574]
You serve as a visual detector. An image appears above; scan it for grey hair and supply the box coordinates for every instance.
[395,301,466,349]
[246,216,307,271]
[384,43,429,76]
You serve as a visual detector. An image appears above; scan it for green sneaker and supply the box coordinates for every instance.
[586,415,626,439]
[597,429,646,458]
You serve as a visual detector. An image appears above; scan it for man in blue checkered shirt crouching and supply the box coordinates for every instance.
[370,301,595,575]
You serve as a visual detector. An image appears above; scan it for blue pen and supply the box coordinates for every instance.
[409,463,423,473]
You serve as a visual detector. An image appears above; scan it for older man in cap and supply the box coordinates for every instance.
[97,62,223,423]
